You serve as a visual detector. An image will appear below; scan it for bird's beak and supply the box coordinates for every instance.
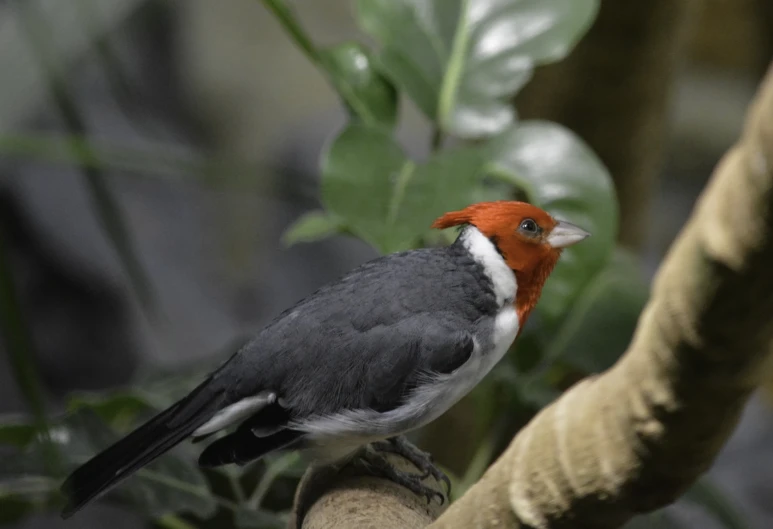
[547,221,591,248]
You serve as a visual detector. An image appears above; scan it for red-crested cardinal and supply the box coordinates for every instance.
[61,200,589,516]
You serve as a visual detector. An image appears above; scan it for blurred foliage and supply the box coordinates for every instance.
[13,0,156,315]
[0,222,60,478]
[0,0,752,528]
[355,0,598,138]
[321,124,486,253]
[625,478,750,529]
[0,355,292,528]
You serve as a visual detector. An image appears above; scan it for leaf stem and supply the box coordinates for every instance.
[386,161,416,227]
[437,0,471,131]
[257,0,389,128]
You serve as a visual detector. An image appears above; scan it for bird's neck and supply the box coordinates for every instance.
[454,226,559,325]
[456,226,517,307]
[513,255,560,328]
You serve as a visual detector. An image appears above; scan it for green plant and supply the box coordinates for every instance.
[0,1,751,528]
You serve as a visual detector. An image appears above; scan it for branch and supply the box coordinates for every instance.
[293,62,773,529]
[287,453,447,529]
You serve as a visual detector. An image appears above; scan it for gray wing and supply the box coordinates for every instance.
[195,312,477,466]
[293,311,477,416]
[222,247,495,418]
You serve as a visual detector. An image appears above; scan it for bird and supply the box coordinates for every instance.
[59,200,590,518]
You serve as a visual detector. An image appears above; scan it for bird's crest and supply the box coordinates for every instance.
[431,201,555,233]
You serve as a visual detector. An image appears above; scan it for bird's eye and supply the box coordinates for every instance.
[518,218,539,235]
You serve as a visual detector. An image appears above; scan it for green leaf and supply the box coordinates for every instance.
[321,125,484,253]
[132,458,217,520]
[282,210,345,247]
[0,495,36,524]
[683,478,751,529]
[484,120,618,323]
[507,366,561,408]
[544,248,647,373]
[357,0,599,138]
[0,418,38,448]
[66,392,155,432]
[0,477,62,525]
[320,42,399,129]
[0,408,217,520]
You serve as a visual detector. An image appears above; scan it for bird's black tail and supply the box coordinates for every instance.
[60,378,226,519]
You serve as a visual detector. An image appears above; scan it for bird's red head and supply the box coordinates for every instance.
[432,201,589,324]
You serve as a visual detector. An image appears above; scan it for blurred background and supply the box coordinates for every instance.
[0,0,772,528]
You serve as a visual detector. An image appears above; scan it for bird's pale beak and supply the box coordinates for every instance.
[547,221,591,248]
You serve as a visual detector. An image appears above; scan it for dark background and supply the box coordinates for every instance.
[1,1,772,528]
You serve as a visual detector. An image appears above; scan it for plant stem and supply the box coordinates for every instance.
[0,224,60,475]
[156,514,198,529]
[259,0,322,64]
[13,0,156,315]
[137,468,241,513]
[683,478,750,529]
[258,0,391,128]
[228,472,245,503]
[247,452,301,510]
[0,133,319,202]
[431,128,444,151]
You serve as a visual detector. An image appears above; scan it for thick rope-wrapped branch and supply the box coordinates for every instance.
[291,62,773,529]
[287,453,447,529]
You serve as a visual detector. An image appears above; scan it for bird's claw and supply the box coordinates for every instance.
[370,436,451,497]
[424,488,446,505]
[360,447,447,505]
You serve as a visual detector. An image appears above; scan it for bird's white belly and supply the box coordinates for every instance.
[404,305,519,428]
[296,305,520,451]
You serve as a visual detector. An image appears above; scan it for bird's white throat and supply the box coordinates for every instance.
[460,226,517,307]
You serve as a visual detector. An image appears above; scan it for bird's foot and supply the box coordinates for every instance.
[370,436,451,497]
[360,447,446,505]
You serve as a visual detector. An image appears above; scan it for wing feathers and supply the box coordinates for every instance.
[198,429,303,467]
[192,390,277,437]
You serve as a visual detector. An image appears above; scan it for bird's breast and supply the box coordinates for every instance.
[464,304,520,388]
[290,305,520,466]
[394,304,520,428]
